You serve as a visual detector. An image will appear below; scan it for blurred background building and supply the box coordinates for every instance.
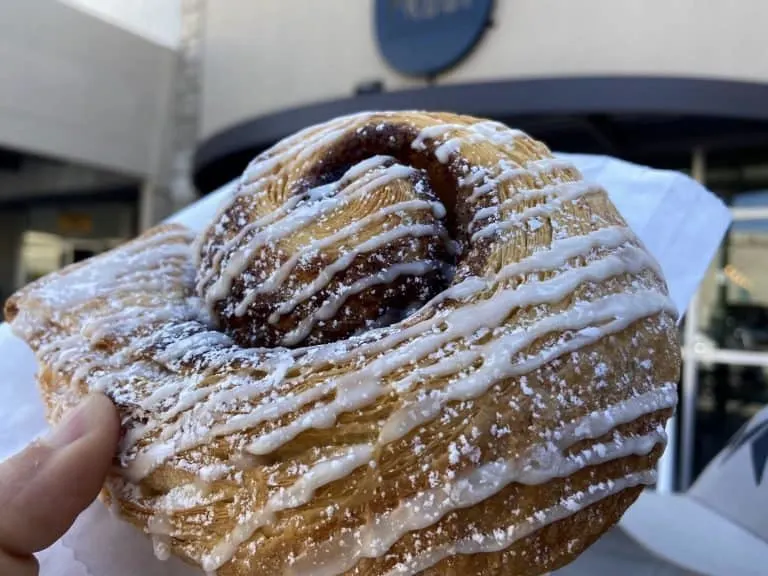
[2,0,768,495]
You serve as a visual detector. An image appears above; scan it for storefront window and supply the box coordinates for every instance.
[18,232,64,286]
[17,231,125,289]
[688,197,768,483]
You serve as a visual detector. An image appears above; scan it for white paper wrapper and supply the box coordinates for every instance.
[0,154,731,575]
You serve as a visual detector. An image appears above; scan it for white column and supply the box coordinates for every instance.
[680,148,706,491]
[655,402,677,493]
[139,180,156,233]
[167,0,205,214]
[656,148,706,494]
[138,0,204,230]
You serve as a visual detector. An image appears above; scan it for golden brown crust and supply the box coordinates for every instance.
[6,111,681,576]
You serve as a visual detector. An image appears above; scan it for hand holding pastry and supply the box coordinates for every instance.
[0,395,119,576]
[5,111,681,575]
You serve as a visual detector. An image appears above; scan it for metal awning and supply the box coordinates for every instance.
[193,75,768,195]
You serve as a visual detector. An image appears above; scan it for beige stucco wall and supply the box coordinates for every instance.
[201,0,768,140]
[0,0,176,177]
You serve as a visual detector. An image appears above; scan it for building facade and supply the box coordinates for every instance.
[0,0,184,305]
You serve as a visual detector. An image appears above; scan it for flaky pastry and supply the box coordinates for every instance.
[5,111,681,575]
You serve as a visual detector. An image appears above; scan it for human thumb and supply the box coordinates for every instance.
[0,394,119,575]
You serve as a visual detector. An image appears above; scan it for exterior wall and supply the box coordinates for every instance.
[0,0,176,177]
[58,0,182,49]
[200,0,768,140]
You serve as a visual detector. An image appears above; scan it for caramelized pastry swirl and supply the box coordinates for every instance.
[196,144,455,348]
[5,111,681,576]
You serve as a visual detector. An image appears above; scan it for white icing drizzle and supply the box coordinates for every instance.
[396,286,668,445]
[412,121,527,159]
[32,235,194,317]
[295,126,355,164]
[39,334,85,374]
[469,179,595,227]
[9,112,680,576]
[467,166,530,201]
[204,163,417,312]
[81,303,200,342]
[111,225,661,467]
[126,354,295,480]
[235,199,446,315]
[469,120,527,146]
[201,444,374,572]
[154,330,234,364]
[152,537,171,561]
[197,120,386,279]
[246,245,669,456]
[383,470,657,576]
[427,225,639,308]
[72,360,104,387]
[497,227,659,281]
[18,219,670,486]
[241,114,372,185]
[148,514,174,535]
[247,286,668,458]
[290,384,674,575]
[281,260,442,347]
[195,192,305,292]
[458,167,489,188]
[342,154,397,180]
[464,156,577,204]
[411,124,466,150]
[435,136,477,163]
[310,224,638,370]
[470,182,599,242]
[268,223,450,322]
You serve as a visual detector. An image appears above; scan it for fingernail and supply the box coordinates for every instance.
[43,396,97,449]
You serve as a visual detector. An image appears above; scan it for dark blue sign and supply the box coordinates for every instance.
[375,0,494,77]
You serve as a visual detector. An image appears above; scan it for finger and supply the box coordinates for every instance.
[0,551,37,576]
[0,394,120,557]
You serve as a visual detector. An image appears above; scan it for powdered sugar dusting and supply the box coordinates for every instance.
[7,111,680,575]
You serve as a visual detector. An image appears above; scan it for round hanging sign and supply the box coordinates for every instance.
[374,0,494,77]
